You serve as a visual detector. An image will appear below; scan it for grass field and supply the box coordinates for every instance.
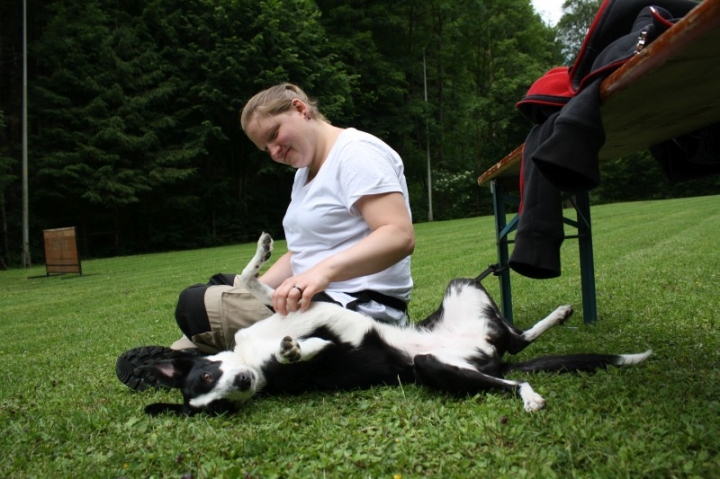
[1,195,719,478]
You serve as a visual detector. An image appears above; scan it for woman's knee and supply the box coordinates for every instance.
[174,283,211,338]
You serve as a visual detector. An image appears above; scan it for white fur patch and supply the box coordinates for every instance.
[617,349,652,366]
[519,382,546,412]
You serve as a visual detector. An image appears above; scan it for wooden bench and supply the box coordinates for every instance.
[477,0,720,323]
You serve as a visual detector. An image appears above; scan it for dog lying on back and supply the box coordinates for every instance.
[138,233,651,415]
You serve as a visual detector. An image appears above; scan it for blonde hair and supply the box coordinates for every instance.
[240,83,328,132]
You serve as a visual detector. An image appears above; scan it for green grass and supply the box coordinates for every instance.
[1,195,719,478]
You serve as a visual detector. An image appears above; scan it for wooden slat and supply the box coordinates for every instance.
[599,0,720,159]
[43,227,82,275]
[478,0,720,187]
[477,144,523,186]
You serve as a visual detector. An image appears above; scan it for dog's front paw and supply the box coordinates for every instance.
[519,383,546,412]
[276,336,301,363]
[258,232,273,263]
[555,305,573,324]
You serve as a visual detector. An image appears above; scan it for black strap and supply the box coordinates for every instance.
[346,290,408,313]
[474,264,509,283]
[310,292,343,306]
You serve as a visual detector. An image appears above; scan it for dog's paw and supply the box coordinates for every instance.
[258,232,273,263]
[555,305,573,324]
[519,383,546,412]
[276,336,301,364]
[523,393,546,412]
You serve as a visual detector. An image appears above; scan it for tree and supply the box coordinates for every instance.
[0,109,16,266]
[415,0,562,219]
[316,0,562,220]
[28,0,354,255]
[31,1,197,252]
[556,0,602,63]
[157,0,353,243]
[1,0,711,261]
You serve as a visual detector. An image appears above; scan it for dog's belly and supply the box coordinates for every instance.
[385,327,495,368]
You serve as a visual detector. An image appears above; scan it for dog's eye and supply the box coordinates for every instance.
[202,373,212,383]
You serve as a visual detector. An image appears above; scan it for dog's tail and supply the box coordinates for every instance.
[502,350,652,374]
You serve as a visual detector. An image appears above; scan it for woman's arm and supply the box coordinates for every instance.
[274,191,414,314]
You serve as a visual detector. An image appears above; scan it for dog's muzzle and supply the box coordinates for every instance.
[234,373,253,391]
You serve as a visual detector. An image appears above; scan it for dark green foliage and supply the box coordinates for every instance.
[317,0,563,222]
[25,0,351,257]
[557,0,603,63]
[594,151,720,204]
[33,2,195,206]
[0,0,715,263]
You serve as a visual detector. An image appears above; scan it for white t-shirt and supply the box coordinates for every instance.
[282,128,413,324]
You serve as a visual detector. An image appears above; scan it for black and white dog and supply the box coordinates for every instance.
[138,233,650,416]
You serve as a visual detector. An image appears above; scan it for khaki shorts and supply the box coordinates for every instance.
[189,286,273,354]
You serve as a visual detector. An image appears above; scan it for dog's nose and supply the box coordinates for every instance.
[234,373,252,391]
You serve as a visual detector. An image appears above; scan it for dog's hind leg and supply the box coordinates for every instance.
[505,305,574,355]
[275,336,334,364]
[239,232,275,306]
[521,304,573,342]
[413,354,546,412]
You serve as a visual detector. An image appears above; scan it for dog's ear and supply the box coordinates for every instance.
[135,356,197,389]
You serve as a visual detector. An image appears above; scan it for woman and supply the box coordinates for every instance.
[117,83,414,390]
[241,83,414,320]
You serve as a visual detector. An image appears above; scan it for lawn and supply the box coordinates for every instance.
[1,195,719,478]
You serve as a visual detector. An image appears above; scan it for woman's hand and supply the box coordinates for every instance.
[272,270,331,315]
[260,250,331,314]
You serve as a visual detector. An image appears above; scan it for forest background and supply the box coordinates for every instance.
[0,0,717,265]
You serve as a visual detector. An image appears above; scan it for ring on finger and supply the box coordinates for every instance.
[293,285,303,294]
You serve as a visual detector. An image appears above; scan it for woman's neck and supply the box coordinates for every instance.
[307,123,344,181]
